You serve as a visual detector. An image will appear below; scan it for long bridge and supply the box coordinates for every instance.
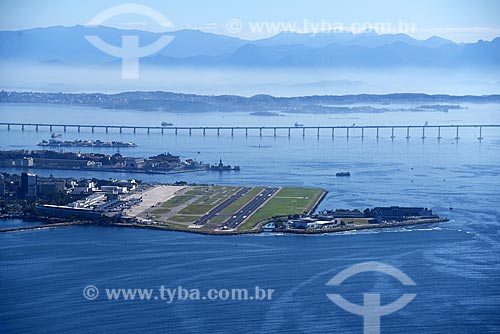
[1,122,499,140]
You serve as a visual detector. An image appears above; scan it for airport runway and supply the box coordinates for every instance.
[194,187,252,226]
[222,187,280,229]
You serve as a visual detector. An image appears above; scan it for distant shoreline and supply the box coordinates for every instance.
[1,91,498,115]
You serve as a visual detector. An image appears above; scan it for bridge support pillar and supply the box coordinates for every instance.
[245,128,248,136]
[203,128,206,136]
[346,127,349,138]
[302,128,305,137]
[288,128,291,137]
[437,127,441,139]
[421,127,426,139]
[64,125,67,132]
[105,127,108,133]
[331,127,335,138]
[189,128,192,136]
[119,127,122,134]
[406,127,410,139]
[259,128,262,137]
[361,127,364,138]
[231,128,234,136]
[317,128,320,137]
[147,127,150,134]
[455,126,460,140]
[390,127,395,139]
[273,128,277,137]
[7,124,10,131]
[217,128,220,136]
[49,125,52,132]
[35,125,39,132]
[376,127,379,138]
[175,128,178,135]
[478,126,483,140]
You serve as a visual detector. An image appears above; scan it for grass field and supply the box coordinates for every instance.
[151,208,171,215]
[238,187,325,230]
[161,195,195,208]
[167,215,202,223]
[178,187,241,215]
[208,215,230,224]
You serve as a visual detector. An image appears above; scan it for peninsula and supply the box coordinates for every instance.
[0,173,447,235]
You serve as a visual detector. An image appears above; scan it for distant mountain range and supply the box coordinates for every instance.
[1,91,499,114]
[1,25,499,68]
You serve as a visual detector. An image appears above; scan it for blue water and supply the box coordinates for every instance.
[0,219,44,230]
[1,104,500,333]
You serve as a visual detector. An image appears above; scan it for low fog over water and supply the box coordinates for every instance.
[1,63,499,96]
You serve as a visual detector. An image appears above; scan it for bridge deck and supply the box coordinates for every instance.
[1,122,499,139]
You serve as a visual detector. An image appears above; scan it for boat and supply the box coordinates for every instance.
[51,133,62,138]
[161,122,174,127]
[294,122,304,127]
[209,159,240,171]
[336,172,351,177]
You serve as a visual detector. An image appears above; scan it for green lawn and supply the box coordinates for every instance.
[151,208,171,215]
[178,186,242,215]
[274,187,324,201]
[208,215,230,224]
[183,187,207,196]
[161,195,195,208]
[238,187,325,230]
[178,204,215,215]
[168,215,202,223]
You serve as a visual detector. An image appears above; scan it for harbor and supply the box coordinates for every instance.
[0,150,230,175]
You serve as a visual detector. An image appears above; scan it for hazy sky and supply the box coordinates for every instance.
[1,0,500,42]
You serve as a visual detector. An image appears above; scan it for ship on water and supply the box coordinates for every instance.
[161,122,174,127]
[210,159,240,171]
[294,122,304,127]
[38,139,137,148]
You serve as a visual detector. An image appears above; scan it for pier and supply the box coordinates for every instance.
[1,122,499,140]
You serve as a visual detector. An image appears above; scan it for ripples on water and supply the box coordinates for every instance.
[0,104,499,333]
